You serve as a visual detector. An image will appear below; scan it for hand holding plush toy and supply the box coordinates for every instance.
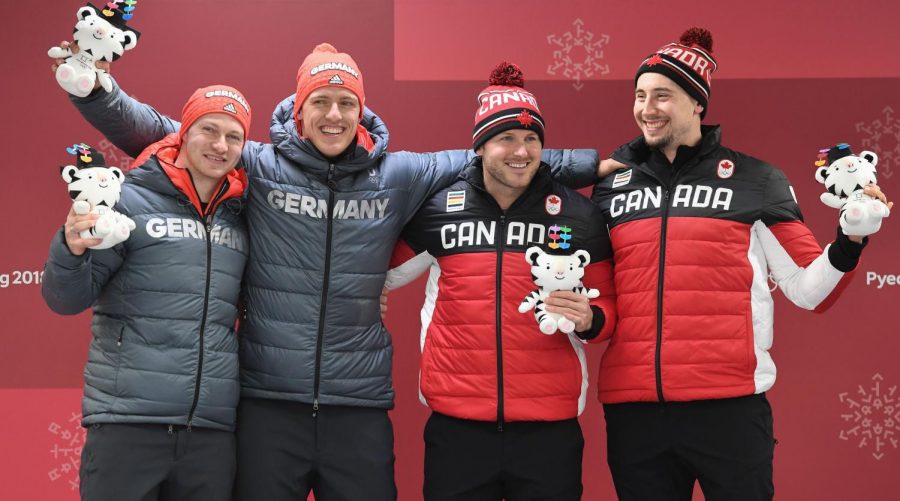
[518,226,600,335]
[814,143,890,237]
[47,2,140,97]
[61,143,135,250]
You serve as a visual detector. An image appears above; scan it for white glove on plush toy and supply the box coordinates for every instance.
[47,2,140,97]
[815,143,890,237]
[518,226,600,335]
[61,143,135,250]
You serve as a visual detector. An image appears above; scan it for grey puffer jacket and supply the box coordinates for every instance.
[42,157,248,431]
[70,83,599,409]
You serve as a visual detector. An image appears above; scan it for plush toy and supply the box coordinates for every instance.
[47,2,140,97]
[814,143,890,237]
[60,143,135,250]
[518,226,600,335]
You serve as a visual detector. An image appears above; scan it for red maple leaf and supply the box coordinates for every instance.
[548,196,560,204]
[516,110,534,126]
[646,54,664,66]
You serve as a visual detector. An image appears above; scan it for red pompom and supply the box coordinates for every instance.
[679,27,713,52]
[488,62,525,87]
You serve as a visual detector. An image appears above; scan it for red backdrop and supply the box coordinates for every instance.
[3,0,898,499]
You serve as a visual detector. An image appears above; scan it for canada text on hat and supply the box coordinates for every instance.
[636,27,717,118]
[472,62,545,151]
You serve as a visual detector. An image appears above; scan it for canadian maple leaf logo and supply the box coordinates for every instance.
[516,110,534,126]
[646,54,664,66]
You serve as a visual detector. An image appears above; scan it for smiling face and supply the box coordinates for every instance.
[299,87,361,159]
[633,72,703,160]
[477,129,543,209]
[177,113,245,188]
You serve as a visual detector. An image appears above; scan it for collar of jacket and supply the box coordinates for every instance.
[269,94,389,183]
[460,156,554,205]
[128,134,248,217]
[611,124,722,168]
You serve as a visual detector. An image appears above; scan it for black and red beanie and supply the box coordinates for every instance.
[635,27,717,119]
[472,62,545,151]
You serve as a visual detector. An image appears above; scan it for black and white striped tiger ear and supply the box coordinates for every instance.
[574,250,590,267]
[61,165,79,184]
[525,246,543,266]
[109,166,124,181]
[122,30,138,50]
[77,6,94,21]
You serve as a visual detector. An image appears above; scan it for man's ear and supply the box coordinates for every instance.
[475,146,483,156]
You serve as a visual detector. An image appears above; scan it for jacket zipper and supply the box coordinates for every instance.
[495,212,507,431]
[654,188,670,402]
[187,182,229,430]
[187,212,214,431]
[313,163,337,418]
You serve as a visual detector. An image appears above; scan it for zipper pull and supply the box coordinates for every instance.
[327,164,337,190]
[186,421,192,433]
[312,399,319,418]
[167,424,174,435]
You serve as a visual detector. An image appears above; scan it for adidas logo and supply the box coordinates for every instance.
[222,103,238,114]
[328,74,344,85]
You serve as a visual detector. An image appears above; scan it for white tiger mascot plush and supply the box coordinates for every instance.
[61,144,135,250]
[814,143,890,236]
[47,2,140,97]
[518,246,600,335]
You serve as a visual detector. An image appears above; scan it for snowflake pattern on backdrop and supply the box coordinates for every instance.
[48,412,86,491]
[856,106,898,179]
[546,19,610,91]
[839,373,900,460]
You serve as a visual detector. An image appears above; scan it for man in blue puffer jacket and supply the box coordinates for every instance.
[43,86,251,501]
[55,42,600,500]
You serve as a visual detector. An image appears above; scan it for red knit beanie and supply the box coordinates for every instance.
[179,85,252,143]
[635,27,717,119]
[293,43,365,132]
[473,62,544,151]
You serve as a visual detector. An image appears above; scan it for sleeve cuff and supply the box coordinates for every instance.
[48,227,90,268]
[828,225,867,272]
[575,305,606,341]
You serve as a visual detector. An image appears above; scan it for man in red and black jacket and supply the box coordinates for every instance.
[592,28,891,501]
[387,63,616,501]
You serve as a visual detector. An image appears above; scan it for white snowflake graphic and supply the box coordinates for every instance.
[47,411,86,491]
[839,373,900,460]
[856,106,898,179]
[546,19,610,91]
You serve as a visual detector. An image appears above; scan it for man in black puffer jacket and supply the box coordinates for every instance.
[43,85,251,501]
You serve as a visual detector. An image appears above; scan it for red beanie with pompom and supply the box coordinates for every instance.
[472,61,544,151]
[635,27,718,119]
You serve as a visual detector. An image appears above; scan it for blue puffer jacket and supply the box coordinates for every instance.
[42,157,248,431]
[70,83,599,409]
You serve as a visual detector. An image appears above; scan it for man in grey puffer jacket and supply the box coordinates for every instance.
[58,42,600,500]
[43,86,251,501]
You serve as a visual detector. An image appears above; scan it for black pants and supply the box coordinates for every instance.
[603,393,776,501]
[234,397,396,501]
[79,423,235,501]
[423,412,584,501]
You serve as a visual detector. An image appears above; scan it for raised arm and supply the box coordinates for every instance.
[69,79,179,158]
